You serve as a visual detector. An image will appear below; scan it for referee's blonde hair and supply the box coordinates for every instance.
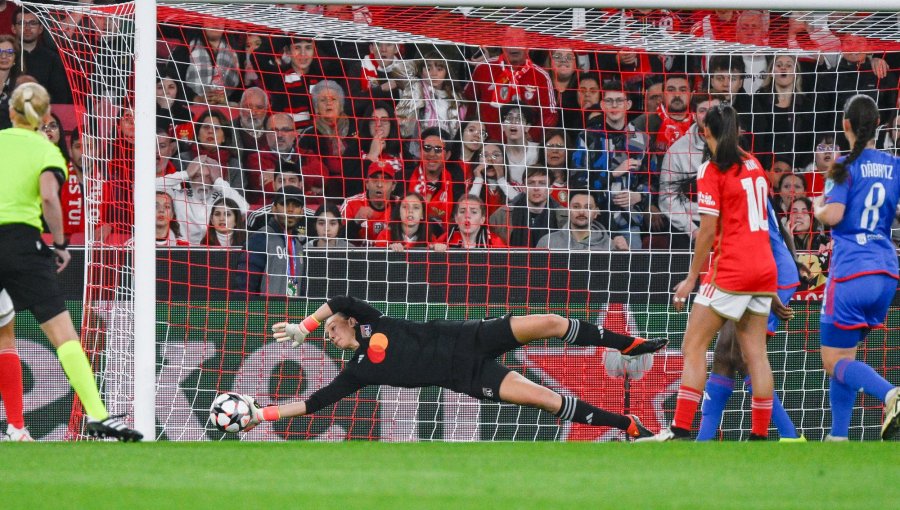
[10,82,51,130]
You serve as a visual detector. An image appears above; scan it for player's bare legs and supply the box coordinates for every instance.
[498,371,561,413]
[39,311,80,348]
[680,304,727,391]
[509,314,667,355]
[734,313,773,399]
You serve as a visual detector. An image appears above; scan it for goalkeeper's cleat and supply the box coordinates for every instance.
[85,416,143,442]
[2,425,34,442]
[625,415,654,440]
[635,425,690,442]
[824,434,849,442]
[881,387,900,440]
[621,337,668,356]
[778,434,807,443]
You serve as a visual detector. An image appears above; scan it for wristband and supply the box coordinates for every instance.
[261,406,280,421]
[301,315,321,333]
[53,241,69,250]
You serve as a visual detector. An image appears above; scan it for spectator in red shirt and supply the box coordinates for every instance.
[406,127,465,233]
[464,28,558,141]
[0,1,17,37]
[800,133,840,197]
[433,194,507,250]
[62,128,85,244]
[341,159,399,244]
[374,192,435,251]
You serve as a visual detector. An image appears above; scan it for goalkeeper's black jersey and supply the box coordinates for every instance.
[304,296,480,415]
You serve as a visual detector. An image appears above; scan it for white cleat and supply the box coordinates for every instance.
[634,426,690,443]
[881,387,900,440]
[2,425,34,442]
[824,434,849,442]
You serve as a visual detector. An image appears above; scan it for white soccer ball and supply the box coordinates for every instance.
[210,393,253,433]
[603,349,654,381]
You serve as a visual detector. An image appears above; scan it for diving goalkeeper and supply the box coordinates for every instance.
[243,295,668,439]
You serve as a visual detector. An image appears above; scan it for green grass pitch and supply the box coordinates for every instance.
[2,442,896,509]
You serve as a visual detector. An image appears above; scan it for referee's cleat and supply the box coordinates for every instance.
[635,425,691,442]
[881,387,900,440]
[621,337,668,356]
[85,416,143,442]
[625,415,654,440]
[2,425,34,442]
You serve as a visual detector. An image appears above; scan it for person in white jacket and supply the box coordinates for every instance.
[156,155,249,244]
[658,94,721,250]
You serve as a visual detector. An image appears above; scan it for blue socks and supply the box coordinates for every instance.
[829,376,856,438]
[697,374,734,441]
[833,359,893,402]
[696,374,802,440]
[745,376,798,439]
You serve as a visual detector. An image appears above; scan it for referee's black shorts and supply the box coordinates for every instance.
[0,224,67,323]
[451,314,521,402]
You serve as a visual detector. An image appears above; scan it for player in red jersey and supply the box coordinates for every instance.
[640,104,792,442]
[340,159,399,243]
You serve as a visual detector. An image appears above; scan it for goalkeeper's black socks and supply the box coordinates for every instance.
[554,395,630,430]
[562,319,639,351]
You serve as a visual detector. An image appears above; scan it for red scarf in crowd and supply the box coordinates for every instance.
[655,104,693,152]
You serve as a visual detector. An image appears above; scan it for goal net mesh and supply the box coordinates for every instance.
[13,1,899,441]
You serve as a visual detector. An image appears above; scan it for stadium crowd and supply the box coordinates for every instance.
[3,5,900,295]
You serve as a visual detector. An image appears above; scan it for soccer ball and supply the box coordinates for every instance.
[210,393,253,433]
[603,349,653,381]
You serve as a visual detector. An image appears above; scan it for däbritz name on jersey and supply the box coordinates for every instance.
[860,162,894,179]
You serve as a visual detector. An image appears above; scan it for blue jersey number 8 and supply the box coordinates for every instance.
[861,182,886,231]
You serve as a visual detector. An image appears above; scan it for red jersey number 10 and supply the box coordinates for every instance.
[740,176,770,232]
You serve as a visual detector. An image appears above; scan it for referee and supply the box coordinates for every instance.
[0,83,141,441]
[241,295,668,439]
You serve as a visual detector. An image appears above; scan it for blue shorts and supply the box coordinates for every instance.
[820,274,897,348]
[767,286,797,335]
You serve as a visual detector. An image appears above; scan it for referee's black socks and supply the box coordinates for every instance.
[555,395,630,430]
[562,318,641,352]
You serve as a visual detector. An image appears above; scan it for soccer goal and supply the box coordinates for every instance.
[14,1,900,442]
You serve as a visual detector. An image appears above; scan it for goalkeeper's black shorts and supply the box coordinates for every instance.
[0,224,67,323]
[450,314,520,402]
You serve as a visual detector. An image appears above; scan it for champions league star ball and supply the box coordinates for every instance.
[210,393,253,433]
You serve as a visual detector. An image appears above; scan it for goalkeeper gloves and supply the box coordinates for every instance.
[240,395,280,432]
[272,316,321,347]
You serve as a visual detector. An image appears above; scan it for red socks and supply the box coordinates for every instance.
[673,385,703,430]
[0,348,25,428]
[751,397,773,437]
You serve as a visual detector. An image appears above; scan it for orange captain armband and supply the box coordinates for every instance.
[262,406,281,422]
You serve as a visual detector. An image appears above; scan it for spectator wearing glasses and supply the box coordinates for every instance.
[406,127,464,232]
[500,103,540,189]
[0,34,19,129]
[546,47,584,134]
[11,11,71,103]
[468,139,518,219]
[799,134,840,197]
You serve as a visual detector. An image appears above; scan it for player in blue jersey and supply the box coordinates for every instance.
[696,199,804,441]
[813,94,900,441]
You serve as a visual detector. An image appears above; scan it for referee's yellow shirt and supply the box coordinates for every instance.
[0,127,68,231]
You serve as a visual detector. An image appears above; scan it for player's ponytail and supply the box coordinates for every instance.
[703,103,743,172]
[10,82,51,130]
[829,94,879,184]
